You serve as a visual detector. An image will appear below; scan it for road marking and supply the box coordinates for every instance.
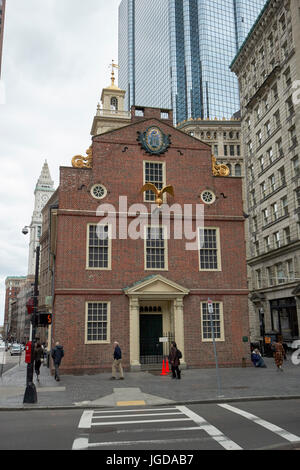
[93,411,182,420]
[116,426,213,434]
[89,417,192,426]
[78,410,94,429]
[117,400,145,406]
[219,404,300,443]
[72,437,89,450]
[93,407,177,413]
[73,436,215,450]
[176,406,242,450]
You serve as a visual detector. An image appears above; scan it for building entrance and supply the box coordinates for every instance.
[270,298,299,340]
[140,313,163,364]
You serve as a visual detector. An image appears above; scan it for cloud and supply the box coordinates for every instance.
[0,0,120,325]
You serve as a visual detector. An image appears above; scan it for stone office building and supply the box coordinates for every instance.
[231,0,300,346]
[40,102,251,375]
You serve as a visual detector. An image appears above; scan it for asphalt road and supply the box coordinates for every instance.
[0,399,300,452]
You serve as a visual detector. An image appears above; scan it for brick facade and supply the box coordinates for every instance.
[41,109,250,375]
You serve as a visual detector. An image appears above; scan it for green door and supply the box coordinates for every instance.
[140,314,163,363]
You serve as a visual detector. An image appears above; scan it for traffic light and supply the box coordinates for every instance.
[26,298,34,314]
[38,312,52,326]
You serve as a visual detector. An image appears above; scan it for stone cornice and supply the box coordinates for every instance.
[231,0,283,73]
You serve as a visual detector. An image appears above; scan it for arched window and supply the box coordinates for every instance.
[235,164,242,176]
[111,97,118,111]
[227,163,231,175]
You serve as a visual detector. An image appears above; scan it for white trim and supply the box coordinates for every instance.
[86,223,112,270]
[85,301,111,345]
[90,184,107,200]
[143,160,166,203]
[200,301,225,342]
[198,227,222,272]
[144,224,168,271]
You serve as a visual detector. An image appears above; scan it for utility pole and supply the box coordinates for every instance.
[23,245,40,404]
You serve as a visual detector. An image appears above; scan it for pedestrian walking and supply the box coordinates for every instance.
[33,342,44,382]
[273,339,285,371]
[51,341,64,381]
[168,341,181,379]
[110,341,124,380]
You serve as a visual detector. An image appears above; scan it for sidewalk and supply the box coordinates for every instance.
[1,356,300,409]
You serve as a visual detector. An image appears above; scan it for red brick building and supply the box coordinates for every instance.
[40,106,250,375]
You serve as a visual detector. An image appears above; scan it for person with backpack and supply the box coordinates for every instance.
[51,341,64,381]
[168,341,181,379]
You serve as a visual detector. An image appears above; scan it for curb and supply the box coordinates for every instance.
[1,394,300,411]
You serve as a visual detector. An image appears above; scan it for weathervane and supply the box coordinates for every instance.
[109,60,120,87]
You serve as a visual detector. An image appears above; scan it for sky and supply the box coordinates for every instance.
[0,0,121,325]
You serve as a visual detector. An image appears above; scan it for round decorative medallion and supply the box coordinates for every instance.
[91,184,107,200]
[137,126,171,155]
[201,190,216,205]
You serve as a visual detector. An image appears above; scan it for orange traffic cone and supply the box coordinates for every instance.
[160,359,167,375]
[165,359,170,374]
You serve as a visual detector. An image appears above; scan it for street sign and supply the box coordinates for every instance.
[159,337,168,342]
[207,299,214,314]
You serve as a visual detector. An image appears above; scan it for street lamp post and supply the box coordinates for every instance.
[22,225,40,404]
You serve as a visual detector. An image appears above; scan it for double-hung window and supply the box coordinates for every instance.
[145,226,167,270]
[199,228,221,271]
[85,302,110,344]
[200,302,224,341]
[143,161,165,202]
[87,224,111,269]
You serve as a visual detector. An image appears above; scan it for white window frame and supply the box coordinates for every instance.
[143,160,166,203]
[144,224,168,271]
[200,301,225,342]
[198,227,222,272]
[85,301,111,344]
[86,223,112,270]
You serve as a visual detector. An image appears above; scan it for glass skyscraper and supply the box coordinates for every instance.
[118,0,266,124]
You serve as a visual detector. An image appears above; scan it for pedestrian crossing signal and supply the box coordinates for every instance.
[38,312,52,326]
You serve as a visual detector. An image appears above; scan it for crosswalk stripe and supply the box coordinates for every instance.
[89,417,192,426]
[74,436,216,450]
[218,404,300,443]
[78,410,94,429]
[176,406,243,450]
[92,411,182,419]
[93,407,177,414]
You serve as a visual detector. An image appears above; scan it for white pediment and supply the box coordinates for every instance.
[124,275,189,298]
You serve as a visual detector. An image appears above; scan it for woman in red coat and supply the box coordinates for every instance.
[274,340,285,371]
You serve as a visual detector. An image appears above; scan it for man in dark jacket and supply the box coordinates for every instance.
[111,341,124,380]
[51,341,64,381]
[168,341,181,379]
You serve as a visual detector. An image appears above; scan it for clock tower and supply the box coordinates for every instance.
[27,160,55,275]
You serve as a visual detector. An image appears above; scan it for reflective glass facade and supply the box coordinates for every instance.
[118,0,266,124]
